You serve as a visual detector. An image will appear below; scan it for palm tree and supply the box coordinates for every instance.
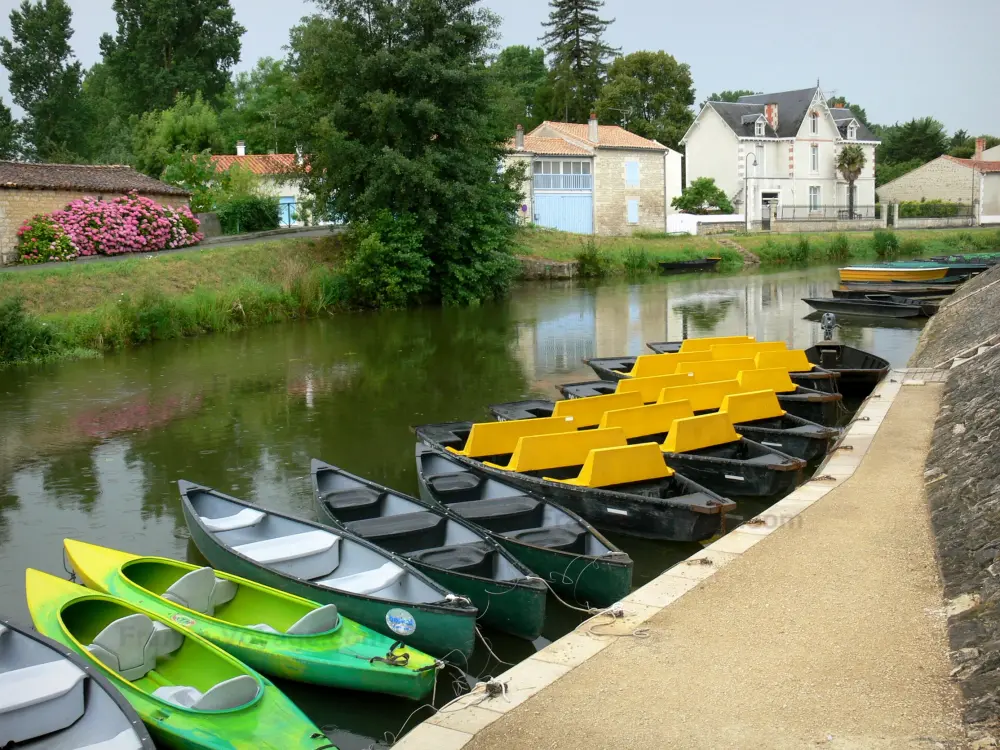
[836,144,867,219]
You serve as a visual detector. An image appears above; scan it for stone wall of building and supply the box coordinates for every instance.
[0,189,189,265]
[877,157,981,204]
[593,149,665,235]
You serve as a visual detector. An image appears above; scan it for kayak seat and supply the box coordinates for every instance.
[320,487,385,524]
[87,614,184,682]
[599,400,694,440]
[615,373,695,404]
[426,472,482,503]
[345,512,447,554]
[161,567,237,616]
[662,413,741,453]
[200,507,265,533]
[448,496,544,533]
[504,525,587,553]
[550,391,643,428]
[153,675,259,711]
[247,604,341,636]
[409,542,494,577]
[234,530,341,581]
[721,389,785,424]
[658,380,741,413]
[0,659,86,745]
[316,562,406,597]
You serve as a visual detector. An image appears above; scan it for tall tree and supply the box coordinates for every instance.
[827,96,870,128]
[99,0,245,116]
[596,51,694,148]
[876,117,948,166]
[0,99,18,159]
[131,92,223,176]
[0,0,87,161]
[491,45,548,133]
[701,89,757,107]
[835,144,866,219]
[80,62,133,164]
[219,57,309,155]
[540,0,618,122]
[290,0,523,305]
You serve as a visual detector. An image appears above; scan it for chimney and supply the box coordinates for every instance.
[834,102,844,108]
[236,140,246,157]
[975,137,986,161]
[764,103,779,132]
[589,112,599,144]
[295,145,303,166]
[515,124,524,150]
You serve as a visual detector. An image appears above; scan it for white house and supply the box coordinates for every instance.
[210,141,310,226]
[680,86,880,224]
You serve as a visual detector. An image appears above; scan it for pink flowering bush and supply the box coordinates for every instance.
[49,193,202,257]
[17,215,78,264]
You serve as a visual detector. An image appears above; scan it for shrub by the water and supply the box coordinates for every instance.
[0,297,56,364]
[826,234,851,262]
[872,230,900,259]
[17,215,78,264]
[791,237,810,263]
[899,238,925,257]
[575,238,613,277]
[342,212,432,309]
[622,247,654,276]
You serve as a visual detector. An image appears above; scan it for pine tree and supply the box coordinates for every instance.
[0,0,87,161]
[540,0,618,122]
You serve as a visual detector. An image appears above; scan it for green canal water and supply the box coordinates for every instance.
[0,264,924,748]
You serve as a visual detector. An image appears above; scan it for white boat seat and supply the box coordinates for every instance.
[153,675,259,711]
[246,604,340,636]
[200,508,265,533]
[0,659,86,744]
[87,615,184,682]
[234,530,341,580]
[161,567,238,616]
[77,727,147,750]
[317,562,405,596]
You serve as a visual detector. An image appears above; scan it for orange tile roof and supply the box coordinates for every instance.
[506,135,592,156]
[209,153,302,175]
[943,155,1000,173]
[538,122,666,151]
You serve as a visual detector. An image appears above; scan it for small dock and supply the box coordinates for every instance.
[397,371,963,749]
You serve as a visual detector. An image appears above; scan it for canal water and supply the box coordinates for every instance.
[0,264,923,747]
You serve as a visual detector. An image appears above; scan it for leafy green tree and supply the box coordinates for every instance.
[876,117,948,166]
[290,0,522,306]
[491,46,548,132]
[80,62,133,164]
[540,0,619,122]
[0,99,19,159]
[875,158,922,187]
[835,144,866,218]
[219,57,308,155]
[132,92,223,176]
[596,51,693,148]
[700,89,757,107]
[671,177,733,214]
[99,0,245,116]
[827,96,870,128]
[948,134,1000,159]
[0,0,87,161]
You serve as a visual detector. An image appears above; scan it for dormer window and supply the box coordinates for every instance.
[847,123,857,140]
[810,112,819,135]
[755,119,765,137]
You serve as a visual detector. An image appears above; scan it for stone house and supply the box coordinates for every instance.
[681,86,880,225]
[0,162,190,265]
[505,115,683,236]
[210,141,310,226]
[876,141,1000,224]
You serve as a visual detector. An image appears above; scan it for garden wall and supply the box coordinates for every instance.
[0,189,190,265]
[771,217,885,233]
[896,217,977,230]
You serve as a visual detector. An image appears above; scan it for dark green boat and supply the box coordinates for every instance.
[310,459,547,641]
[178,480,478,661]
[414,444,633,608]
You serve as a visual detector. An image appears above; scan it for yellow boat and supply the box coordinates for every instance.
[838,265,949,283]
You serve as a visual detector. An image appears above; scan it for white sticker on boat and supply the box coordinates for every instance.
[606,507,629,516]
[762,442,783,448]
[386,608,417,637]
[724,474,746,481]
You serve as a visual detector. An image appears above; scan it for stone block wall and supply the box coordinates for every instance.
[876,157,981,204]
[771,217,886,233]
[0,189,189,265]
[896,216,975,229]
[594,150,665,235]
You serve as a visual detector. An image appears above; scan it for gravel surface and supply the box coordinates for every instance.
[465,385,963,749]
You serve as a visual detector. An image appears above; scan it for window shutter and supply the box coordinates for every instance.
[627,199,640,224]
[625,161,640,186]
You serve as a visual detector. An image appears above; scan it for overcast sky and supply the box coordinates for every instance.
[0,0,996,135]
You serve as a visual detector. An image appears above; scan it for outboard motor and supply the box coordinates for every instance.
[821,312,837,341]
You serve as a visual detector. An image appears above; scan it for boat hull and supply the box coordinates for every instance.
[64,540,438,701]
[805,343,890,399]
[658,258,721,273]
[733,417,837,462]
[838,266,949,283]
[802,297,925,318]
[180,500,477,662]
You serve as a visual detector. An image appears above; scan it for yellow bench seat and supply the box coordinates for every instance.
[710,341,787,360]
[661,412,742,453]
[547,443,674,488]
[657,379,742,412]
[616,372,696,404]
[678,335,755,352]
[755,349,815,373]
[485,428,628,473]
[720,390,785,424]
[447,416,576,459]
[551,391,643,428]
[737,368,797,394]
[627,352,712,379]
[598,399,695,440]
[676,358,757,383]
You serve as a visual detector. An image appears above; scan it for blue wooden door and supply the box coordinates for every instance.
[279,196,297,226]
[535,194,593,234]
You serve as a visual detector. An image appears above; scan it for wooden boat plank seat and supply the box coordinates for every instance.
[199,507,265,533]
[547,443,673,488]
[720,390,785,424]
[710,341,787,360]
[316,562,405,596]
[448,417,575,458]
[408,542,493,575]
[599,400,695,440]
[678,335,754,352]
[616,373,695,403]
[658,379,741,412]
[662,413,741,453]
[551,391,643,427]
[488,427,627,473]
[504,526,587,552]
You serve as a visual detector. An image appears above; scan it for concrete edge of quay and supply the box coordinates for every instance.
[393,370,940,750]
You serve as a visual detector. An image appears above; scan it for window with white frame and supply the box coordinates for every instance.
[810,112,819,135]
[625,160,640,187]
[755,119,765,137]
[533,160,592,190]
[847,123,857,140]
[755,144,765,176]
[809,186,821,211]
[627,199,640,224]
[810,144,819,173]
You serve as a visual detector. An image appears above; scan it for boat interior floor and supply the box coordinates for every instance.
[739,415,833,436]
[671,440,797,466]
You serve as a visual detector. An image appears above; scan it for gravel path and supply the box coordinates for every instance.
[466,384,963,749]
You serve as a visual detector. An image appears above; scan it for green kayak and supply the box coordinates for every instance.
[26,569,336,750]
[64,538,439,701]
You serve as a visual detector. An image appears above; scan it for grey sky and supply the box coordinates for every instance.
[0,0,996,135]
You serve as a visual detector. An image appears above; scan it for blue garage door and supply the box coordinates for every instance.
[535,194,593,234]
